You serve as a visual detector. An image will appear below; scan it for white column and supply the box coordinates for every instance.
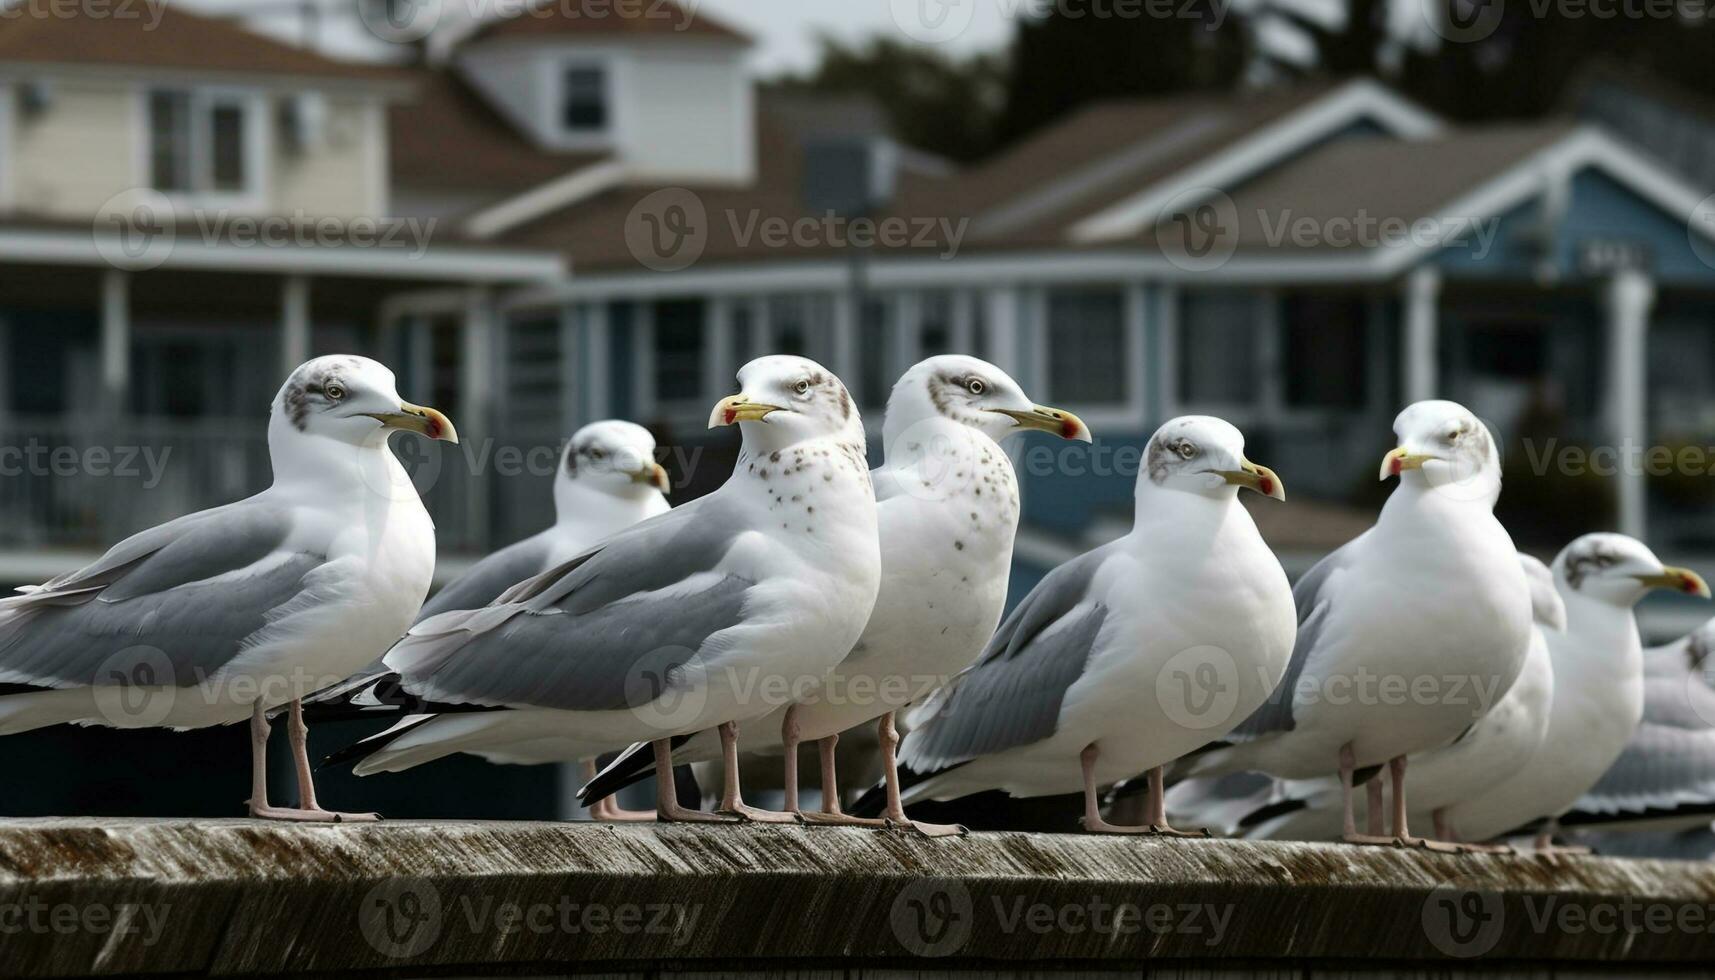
[461,288,494,548]
[557,304,582,433]
[1605,269,1655,541]
[280,275,311,375]
[100,269,131,414]
[583,302,611,421]
[1404,266,1441,405]
[983,286,1020,375]
[830,289,858,385]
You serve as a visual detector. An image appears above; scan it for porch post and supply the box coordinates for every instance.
[280,275,311,375]
[461,287,493,548]
[983,286,1020,375]
[1403,266,1440,404]
[100,269,131,414]
[1604,269,1654,541]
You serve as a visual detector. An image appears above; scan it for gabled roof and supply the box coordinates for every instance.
[469,0,746,44]
[0,4,403,84]
[390,70,609,201]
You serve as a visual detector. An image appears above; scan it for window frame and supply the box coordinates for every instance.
[138,86,267,210]
[543,55,619,149]
[1026,283,1147,431]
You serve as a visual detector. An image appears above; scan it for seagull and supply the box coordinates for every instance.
[1562,620,1715,837]
[1173,400,1533,848]
[0,355,455,821]
[578,355,1090,835]
[1448,535,1707,852]
[1221,552,1565,847]
[844,415,1294,835]
[311,419,670,821]
[322,356,881,823]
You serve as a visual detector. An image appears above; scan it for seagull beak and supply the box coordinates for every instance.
[633,461,672,494]
[1379,447,1434,481]
[1218,458,1286,501]
[1636,567,1712,598]
[709,395,784,429]
[370,402,459,444]
[991,405,1092,442]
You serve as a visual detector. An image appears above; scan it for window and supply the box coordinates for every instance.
[149,90,252,196]
[561,66,609,134]
[1178,290,1259,407]
[1046,288,1127,404]
[1282,295,1368,409]
[652,300,705,404]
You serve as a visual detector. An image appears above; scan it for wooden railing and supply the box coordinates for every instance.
[3,818,1714,977]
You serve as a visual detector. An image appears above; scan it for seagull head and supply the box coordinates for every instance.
[1379,400,1497,500]
[883,354,1090,450]
[557,420,670,508]
[1555,532,1710,608]
[272,355,457,448]
[709,355,863,451]
[1518,552,1568,631]
[1141,415,1285,503]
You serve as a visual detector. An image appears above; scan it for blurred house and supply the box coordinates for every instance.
[4,1,1715,638]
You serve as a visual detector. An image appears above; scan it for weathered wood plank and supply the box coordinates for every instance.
[2,819,1715,977]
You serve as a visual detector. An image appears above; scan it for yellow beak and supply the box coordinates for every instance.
[1636,566,1713,599]
[991,405,1092,442]
[633,461,672,494]
[1379,447,1434,481]
[370,401,458,444]
[1218,459,1286,501]
[709,395,785,429]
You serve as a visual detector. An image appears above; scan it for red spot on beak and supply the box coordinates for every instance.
[1061,419,1080,440]
[1686,579,1700,595]
[724,408,738,425]
[1390,458,1403,476]
[1259,475,1275,497]
[424,418,442,439]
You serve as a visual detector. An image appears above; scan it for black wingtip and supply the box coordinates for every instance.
[320,715,435,772]
[1237,796,1309,830]
[578,734,695,805]
[848,781,888,818]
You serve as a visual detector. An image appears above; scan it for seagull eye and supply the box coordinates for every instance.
[966,378,986,396]
[1176,441,1197,460]
[793,380,812,396]
[323,382,346,401]
[588,448,605,461]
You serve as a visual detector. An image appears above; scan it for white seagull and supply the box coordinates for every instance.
[844,415,1293,835]
[323,356,881,823]
[1562,619,1715,836]
[313,419,670,820]
[578,355,1090,835]
[0,355,455,821]
[1447,534,1708,851]
[1175,400,1533,848]
[1228,552,1566,846]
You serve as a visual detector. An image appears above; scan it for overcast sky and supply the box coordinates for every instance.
[178,0,1022,75]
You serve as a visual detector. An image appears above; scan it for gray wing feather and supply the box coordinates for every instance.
[415,534,553,623]
[385,494,755,712]
[0,502,319,688]
[1228,531,1367,739]
[900,546,1110,770]
[1578,722,1715,816]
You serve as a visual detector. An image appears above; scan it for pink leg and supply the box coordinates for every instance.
[1390,755,1457,852]
[248,700,380,823]
[781,706,802,814]
[652,740,739,824]
[1143,766,1207,838]
[584,759,656,823]
[714,721,800,824]
[1339,743,1395,846]
[873,713,964,838]
[1080,744,1193,837]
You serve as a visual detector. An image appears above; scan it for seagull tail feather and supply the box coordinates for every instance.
[578,735,692,805]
